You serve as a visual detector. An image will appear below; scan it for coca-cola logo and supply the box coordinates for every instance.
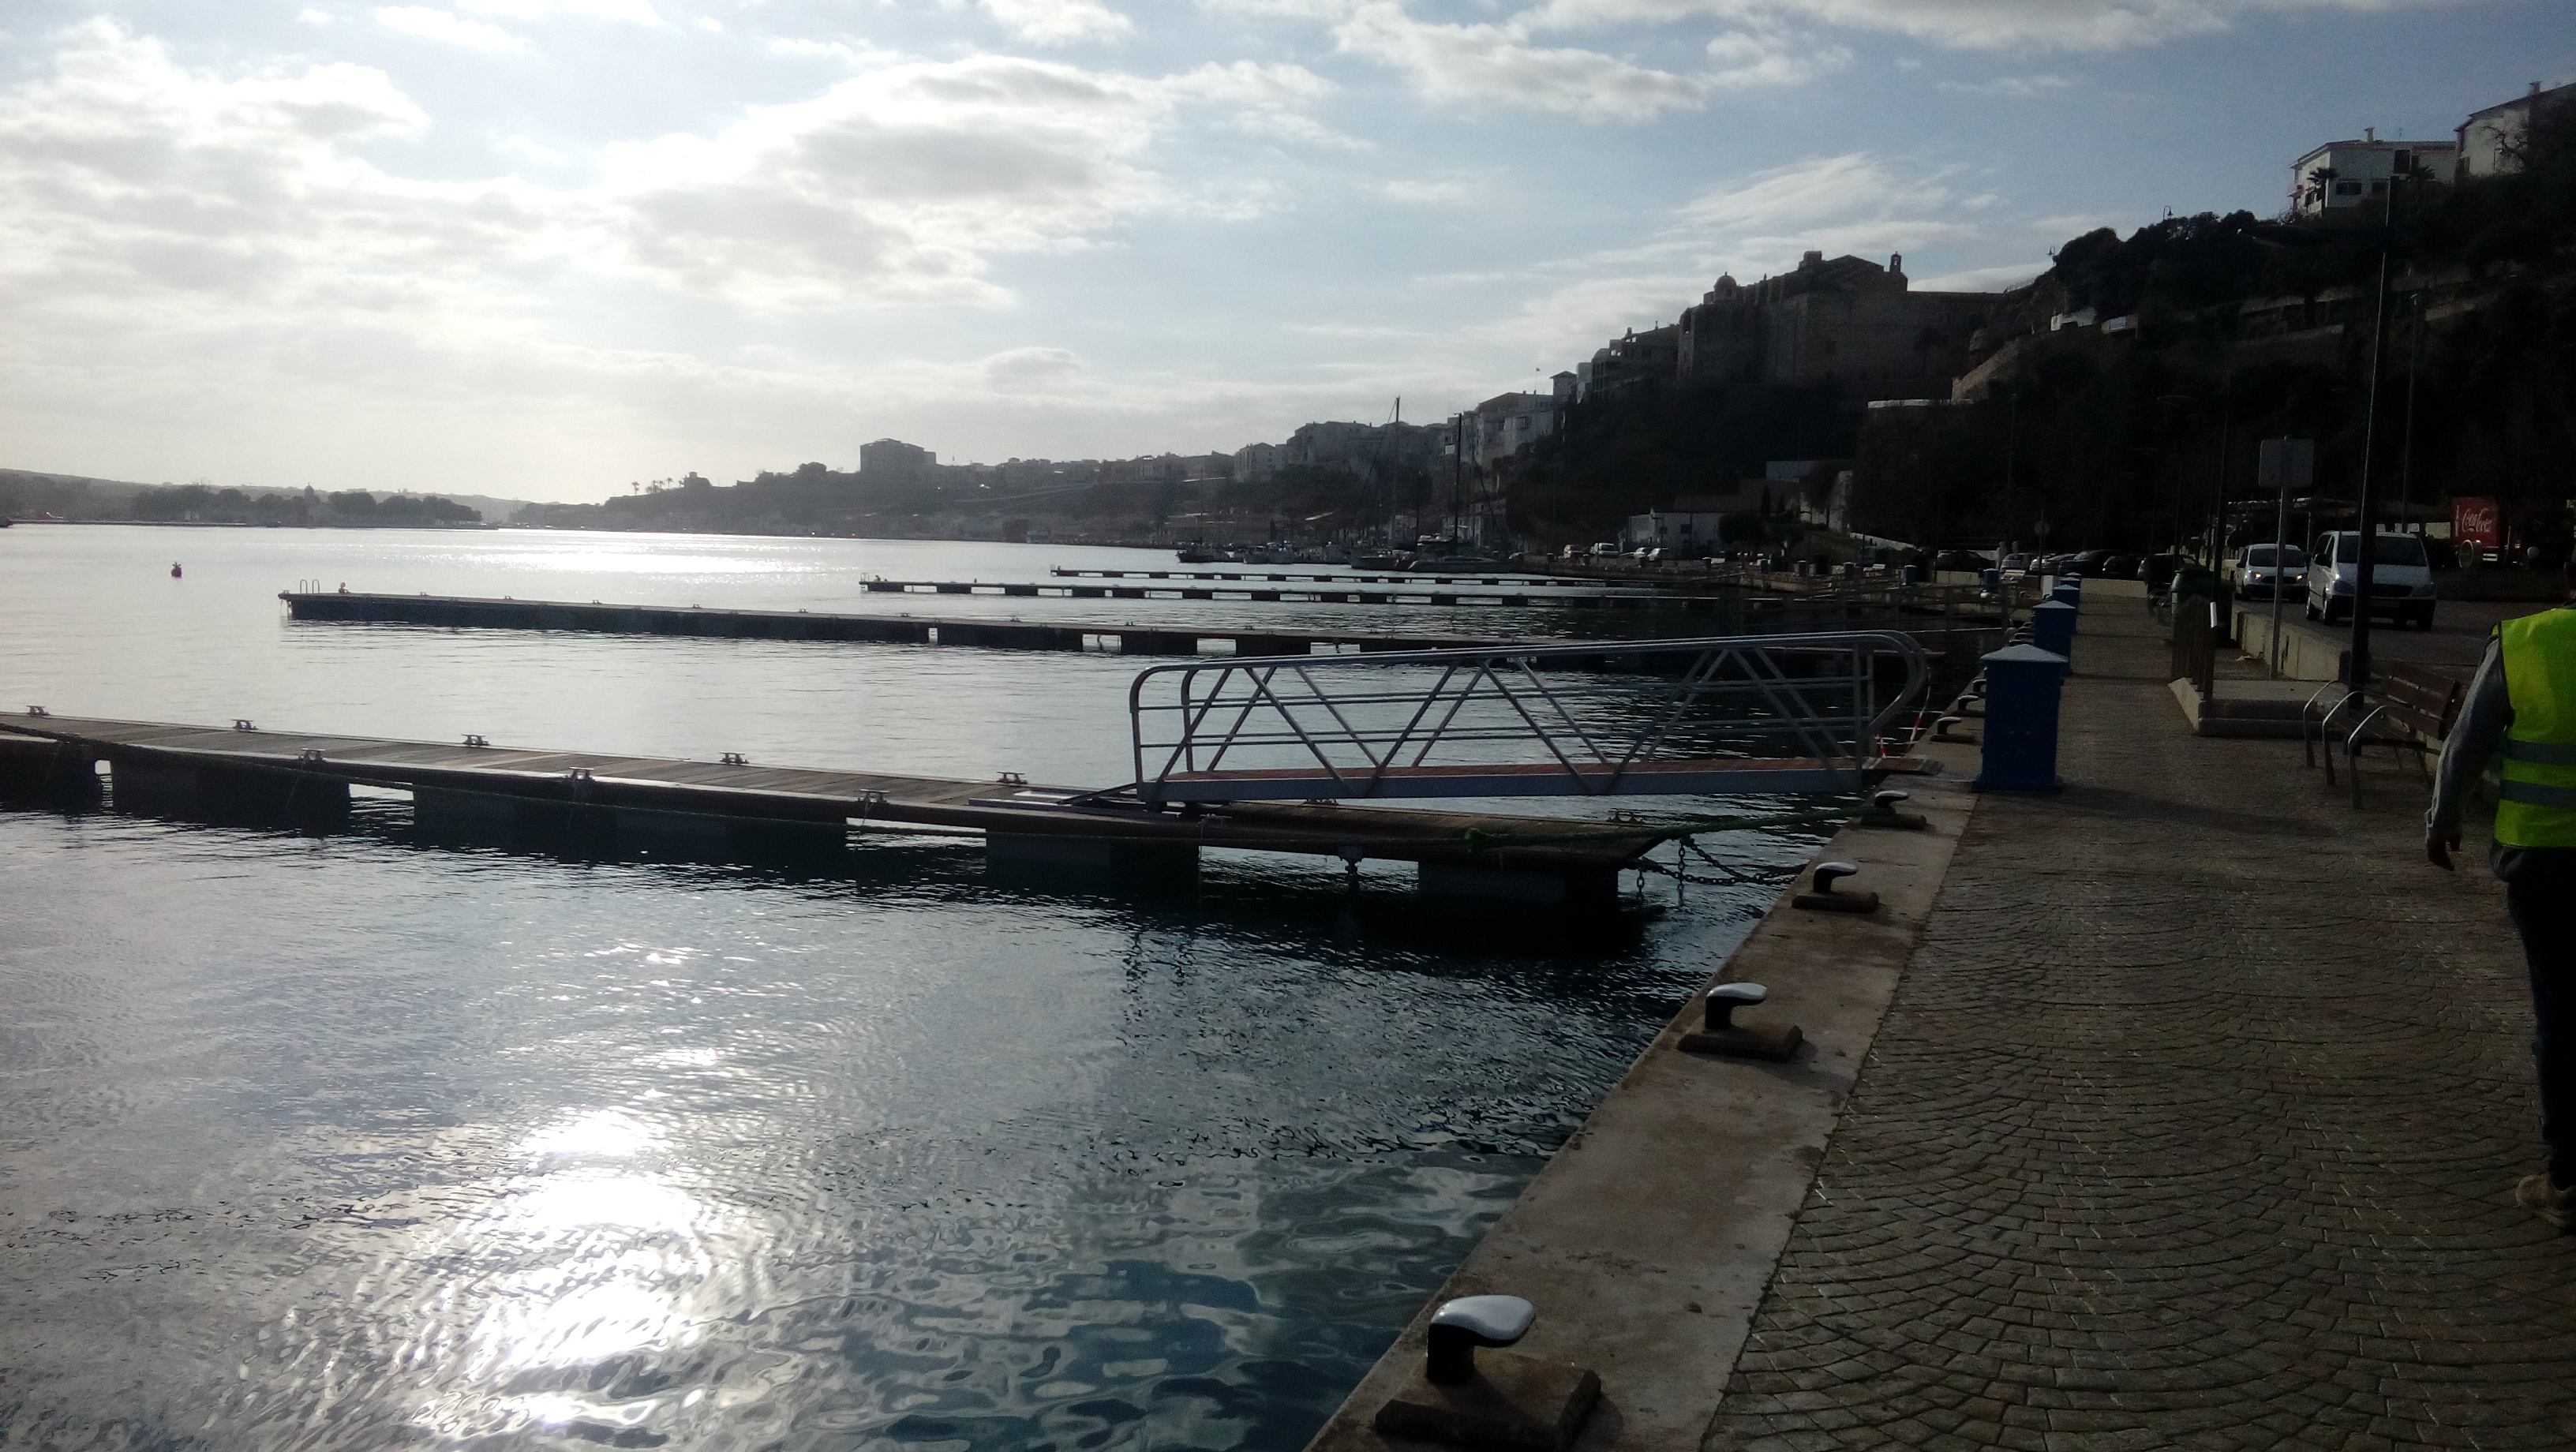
[2454,496,2500,544]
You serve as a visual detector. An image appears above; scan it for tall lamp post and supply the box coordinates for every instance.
[2252,170,2410,692]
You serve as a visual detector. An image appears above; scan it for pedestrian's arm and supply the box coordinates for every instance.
[2427,639,2508,864]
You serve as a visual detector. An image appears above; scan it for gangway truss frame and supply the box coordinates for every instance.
[1127,631,1930,804]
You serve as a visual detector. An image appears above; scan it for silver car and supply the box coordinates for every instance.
[2231,543,2306,600]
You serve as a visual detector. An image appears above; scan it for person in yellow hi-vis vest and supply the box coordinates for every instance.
[2429,563,2576,1231]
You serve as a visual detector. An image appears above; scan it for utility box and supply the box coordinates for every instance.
[1973,643,2070,792]
[2031,598,2078,661]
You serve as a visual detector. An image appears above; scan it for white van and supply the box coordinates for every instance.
[2305,531,2436,628]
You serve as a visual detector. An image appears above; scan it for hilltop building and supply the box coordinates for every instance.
[2289,129,2460,215]
[2459,80,2576,177]
[859,438,934,488]
[1232,441,1280,482]
[1578,328,1679,399]
[1672,253,1990,403]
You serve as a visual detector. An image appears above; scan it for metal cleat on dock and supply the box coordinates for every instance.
[1681,982,1803,1061]
[1856,788,1928,831]
[1794,860,1878,913]
[1372,1294,1601,1452]
[233,719,255,732]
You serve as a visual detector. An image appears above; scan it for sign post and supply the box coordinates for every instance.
[2257,438,2315,680]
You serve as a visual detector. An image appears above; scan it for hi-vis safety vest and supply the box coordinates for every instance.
[2496,605,2576,848]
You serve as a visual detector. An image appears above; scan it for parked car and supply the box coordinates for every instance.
[1999,552,2033,574]
[2101,555,2138,578]
[1589,541,1623,557]
[2230,543,2306,600]
[2305,531,2436,627]
[1931,549,1990,571]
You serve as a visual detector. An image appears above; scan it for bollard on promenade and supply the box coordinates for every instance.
[1971,642,2069,792]
[2030,598,2077,661]
[1372,1294,1602,1451]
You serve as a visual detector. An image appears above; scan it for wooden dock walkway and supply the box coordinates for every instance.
[0,713,1667,905]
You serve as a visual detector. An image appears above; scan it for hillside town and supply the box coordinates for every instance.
[495,77,2573,568]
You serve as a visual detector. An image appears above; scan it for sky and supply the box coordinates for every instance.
[2,1,2569,503]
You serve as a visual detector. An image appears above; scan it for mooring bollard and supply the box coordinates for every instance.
[1856,787,1927,830]
[1793,860,1878,913]
[1971,642,2069,792]
[2050,576,2082,609]
[2030,598,2077,661]
[1372,1293,1601,1451]
[1682,982,1803,1060]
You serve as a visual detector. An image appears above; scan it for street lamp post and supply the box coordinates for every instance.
[2348,178,2405,693]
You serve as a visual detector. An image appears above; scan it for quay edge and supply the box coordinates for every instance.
[1304,736,1981,1452]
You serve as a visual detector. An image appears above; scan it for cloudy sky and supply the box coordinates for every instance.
[2,1,2566,501]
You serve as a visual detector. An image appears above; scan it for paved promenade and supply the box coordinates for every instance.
[1705,584,2576,1451]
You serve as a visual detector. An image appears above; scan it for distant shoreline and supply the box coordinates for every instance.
[2,518,500,530]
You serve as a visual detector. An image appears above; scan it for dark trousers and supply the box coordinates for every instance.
[2504,853,2576,1188]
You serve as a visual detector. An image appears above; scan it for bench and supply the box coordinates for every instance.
[2313,661,2465,806]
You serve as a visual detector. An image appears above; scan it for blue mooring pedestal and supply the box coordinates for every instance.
[2049,575,2083,608]
[2030,598,2078,661]
[1972,642,2069,792]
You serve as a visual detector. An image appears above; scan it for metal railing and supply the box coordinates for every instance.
[1127,631,1929,804]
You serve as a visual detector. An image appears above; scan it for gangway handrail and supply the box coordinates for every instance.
[1126,631,1929,805]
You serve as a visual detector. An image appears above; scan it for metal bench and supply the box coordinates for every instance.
[2316,661,2465,806]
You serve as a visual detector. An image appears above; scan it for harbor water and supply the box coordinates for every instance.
[0,526,1829,1451]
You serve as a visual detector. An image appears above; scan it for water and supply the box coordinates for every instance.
[0,526,1825,1451]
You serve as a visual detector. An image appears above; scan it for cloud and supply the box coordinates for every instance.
[0,22,1339,319]
[1219,0,1844,119]
[1936,73,2075,96]
[459,0,664,23]
[981,0,1136,44]
[1462,151,2005,361]
[1323,2,1707,119]
[376,6,528,50]
[1910,260,2043,290]
[1679,152,1948,233]
[972,346,1090,387]
[1599,0,2454,51]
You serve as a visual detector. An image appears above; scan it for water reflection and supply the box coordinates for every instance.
[0,530,1831,1450]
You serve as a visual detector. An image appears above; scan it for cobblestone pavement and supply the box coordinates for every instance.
[1703,593,2576,1452]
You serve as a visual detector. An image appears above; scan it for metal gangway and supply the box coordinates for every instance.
[1126,632,1932,805]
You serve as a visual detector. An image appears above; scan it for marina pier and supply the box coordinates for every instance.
[0,712,1683,907]
[278,588,2009,656]
[279,589,1515,656]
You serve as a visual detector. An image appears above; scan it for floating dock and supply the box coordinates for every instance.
[278,591,1513,657]
[1049,568,1631,587]
[277,591,2001,657]
[865,578,1683,608]
[0,713,1669,906]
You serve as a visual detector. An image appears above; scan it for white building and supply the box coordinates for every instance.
[2290,129,2458,216]
[1232,442,1279,482]
[2459,81,2575,178]
[1622,512,1733,552]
